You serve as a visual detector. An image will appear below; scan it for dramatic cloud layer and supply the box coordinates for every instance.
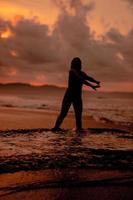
[0,0,132,90]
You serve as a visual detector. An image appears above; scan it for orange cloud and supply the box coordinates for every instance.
[7,68,17,77]
[0,4,27,19]
[10,50,18,57]
[0,28,13,39]
[11,15,24,26]
[0,2,58,27]
[0,1,132,92]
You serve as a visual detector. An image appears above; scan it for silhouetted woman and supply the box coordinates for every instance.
[52,57,100,131]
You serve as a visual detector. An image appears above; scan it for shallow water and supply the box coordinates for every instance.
[0,91,133,125]
[0,128,132,173]
[0,168,133,200]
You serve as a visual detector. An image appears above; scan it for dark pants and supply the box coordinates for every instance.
[54,90,83,129]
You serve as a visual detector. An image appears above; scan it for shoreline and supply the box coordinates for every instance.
[0,169,133,200]
[0,106,131,131]
[0,107,132,199]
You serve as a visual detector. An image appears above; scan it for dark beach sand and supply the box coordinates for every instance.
[0,107,133,200]
[0,169,133,200]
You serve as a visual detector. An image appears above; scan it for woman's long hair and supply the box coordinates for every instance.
[71,57,81,71]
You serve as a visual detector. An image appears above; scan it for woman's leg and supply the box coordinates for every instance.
[53,92,71,129]
[73,98,83,130]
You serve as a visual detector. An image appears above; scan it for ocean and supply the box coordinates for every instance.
[0,86,132,181]
[0,87,133,126]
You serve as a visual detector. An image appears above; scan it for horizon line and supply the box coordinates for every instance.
[0,82,133,93]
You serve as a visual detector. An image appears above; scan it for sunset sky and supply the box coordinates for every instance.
[0,0,133,91]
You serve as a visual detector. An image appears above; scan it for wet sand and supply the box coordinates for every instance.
[0,169,133,200]
[0,106,129,130]
[0,107,133,200]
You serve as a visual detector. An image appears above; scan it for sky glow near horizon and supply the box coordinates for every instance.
[0,0,133,91]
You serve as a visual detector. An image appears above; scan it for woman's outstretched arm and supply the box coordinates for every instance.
[71,69,100,90]
[81,71,100,85]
